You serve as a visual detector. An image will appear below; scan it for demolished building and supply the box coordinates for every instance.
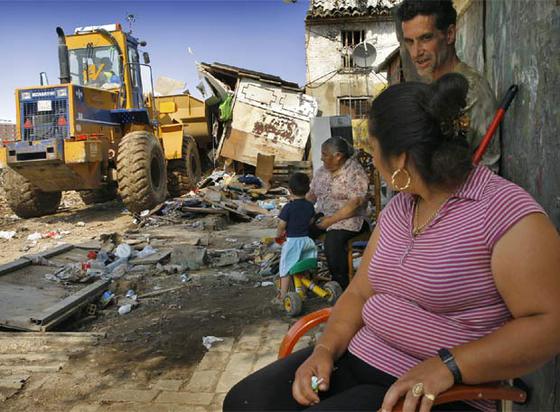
[198,62,318,167]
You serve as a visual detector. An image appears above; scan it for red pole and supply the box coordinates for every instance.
[472,85,518,165]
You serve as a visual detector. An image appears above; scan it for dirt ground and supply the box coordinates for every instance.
[0,181,328,411]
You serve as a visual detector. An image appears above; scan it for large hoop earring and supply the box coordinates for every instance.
[391,168,411,191]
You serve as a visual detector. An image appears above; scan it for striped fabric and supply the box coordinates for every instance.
[348,166,545,412]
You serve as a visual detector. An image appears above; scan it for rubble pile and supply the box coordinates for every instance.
[25,169,302,317]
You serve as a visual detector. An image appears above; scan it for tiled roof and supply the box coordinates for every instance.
[307,0,401,19]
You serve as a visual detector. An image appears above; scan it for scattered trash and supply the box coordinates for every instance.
[27,232,42,241]
[140,210,150,217]
[180,273,191,283]
[0,231,16,240]
[76,221,86,227]
[125,289,137,300]
[202,336,224,350]
[43,230,70,239]
[115,243,133,259]
[118,304,132,315]
[27,255,59,266]
[87,250,98,260]
[137,245,157,258]
[99,291,114,307]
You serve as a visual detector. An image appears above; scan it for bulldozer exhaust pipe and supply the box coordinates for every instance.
[56,27,71,84]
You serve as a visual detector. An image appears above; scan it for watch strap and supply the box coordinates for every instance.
[437,348,463,384]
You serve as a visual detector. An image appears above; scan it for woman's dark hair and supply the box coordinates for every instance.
[397,0,457,31]
[322,136,354,159]
[368,73,472,189]
[289,172,310,196]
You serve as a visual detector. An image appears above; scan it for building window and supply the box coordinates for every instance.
[339,97,370,119]
[341,30,365,68]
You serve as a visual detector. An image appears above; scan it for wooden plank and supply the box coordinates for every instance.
[256,153,275,188]
[0,376,29,390]
[203,198,252,221]
[273,161,312,167]
[138,285,186,299]
[181,206,228,215]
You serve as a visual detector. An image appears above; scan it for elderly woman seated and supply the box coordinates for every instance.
[307,136,370,290]
[223,74,560,412]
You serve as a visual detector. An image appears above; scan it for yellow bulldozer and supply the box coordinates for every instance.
[0,23,210,218]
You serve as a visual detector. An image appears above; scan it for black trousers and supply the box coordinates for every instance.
[223,347,477,411]
[313,222,369,289]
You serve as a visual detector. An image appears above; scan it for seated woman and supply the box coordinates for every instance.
[223,74,560,412]
[307,136,369,289]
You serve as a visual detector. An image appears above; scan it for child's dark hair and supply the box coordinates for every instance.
[289,172,310,197]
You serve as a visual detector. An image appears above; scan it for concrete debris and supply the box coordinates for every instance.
[209,250,240,268]
[171,245,207,270]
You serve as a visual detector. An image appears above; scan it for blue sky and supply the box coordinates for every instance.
[0,0,309,121]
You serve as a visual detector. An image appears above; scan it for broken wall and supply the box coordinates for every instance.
[457,1,560,410]
[305,20,397,115]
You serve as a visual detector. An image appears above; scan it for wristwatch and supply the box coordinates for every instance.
[437,348,463,384]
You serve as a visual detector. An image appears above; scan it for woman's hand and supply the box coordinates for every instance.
[292,346,334,406]
[316,216,332,230]
[380,357,454,412]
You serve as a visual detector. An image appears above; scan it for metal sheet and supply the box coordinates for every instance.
[0,245,108,331]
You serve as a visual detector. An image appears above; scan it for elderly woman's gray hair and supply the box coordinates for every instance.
[322,136,354,159]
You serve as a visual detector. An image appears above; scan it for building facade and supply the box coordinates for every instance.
[0,120,16,141]
[304,0,401,119]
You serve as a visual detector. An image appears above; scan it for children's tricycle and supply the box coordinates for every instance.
[282,257,342,317]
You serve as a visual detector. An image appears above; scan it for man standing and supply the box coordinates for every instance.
[397,0,500,171]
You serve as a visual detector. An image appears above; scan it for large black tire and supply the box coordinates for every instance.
[3,168,61,218]
[167,135,201,197]
[116,130,167,213]
[79,183,117,205]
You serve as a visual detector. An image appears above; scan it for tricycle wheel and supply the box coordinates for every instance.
[324,281,343,305]
[284,292,303,317]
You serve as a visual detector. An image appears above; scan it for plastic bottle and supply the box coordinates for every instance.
[118,304,132,315]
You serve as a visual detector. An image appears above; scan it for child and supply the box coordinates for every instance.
[274,172,317,304]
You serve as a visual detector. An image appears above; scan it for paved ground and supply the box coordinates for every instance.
[58,319,313,412]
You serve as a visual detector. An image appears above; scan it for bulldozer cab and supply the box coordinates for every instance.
[65,23,145,109]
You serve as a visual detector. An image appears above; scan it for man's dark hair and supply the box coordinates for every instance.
[397,0,457,31]
[288,172,310,196]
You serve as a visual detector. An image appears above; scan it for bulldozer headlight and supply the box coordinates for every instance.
[56,88,68,97]
[21,92,32,100]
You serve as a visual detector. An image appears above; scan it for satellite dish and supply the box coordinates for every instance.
[352,42,377,68]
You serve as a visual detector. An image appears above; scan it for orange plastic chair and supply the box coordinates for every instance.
[278,308,527,412]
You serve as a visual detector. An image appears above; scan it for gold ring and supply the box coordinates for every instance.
[424,393,436,401]
[411,382,424,397]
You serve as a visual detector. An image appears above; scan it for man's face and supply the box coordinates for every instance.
[402,14,455,79]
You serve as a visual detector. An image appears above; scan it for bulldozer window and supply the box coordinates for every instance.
[69,46,121,87]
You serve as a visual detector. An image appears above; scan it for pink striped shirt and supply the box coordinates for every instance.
[348,166,545,411]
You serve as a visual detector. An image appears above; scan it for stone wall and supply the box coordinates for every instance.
[457,1,560,410]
